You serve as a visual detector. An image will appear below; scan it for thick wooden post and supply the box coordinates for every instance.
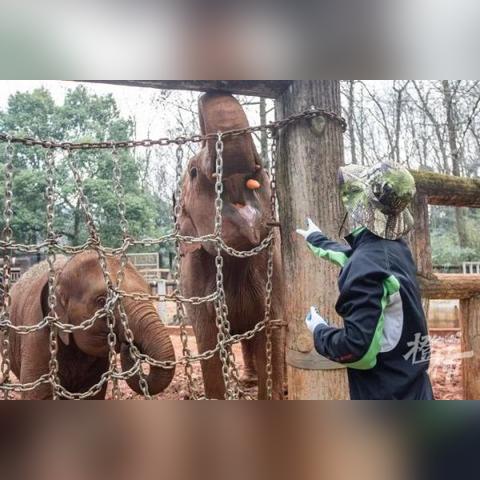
[410,194,433,278]
[460,295,480,399]
[276,81,349,399]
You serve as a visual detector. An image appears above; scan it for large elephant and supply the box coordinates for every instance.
[5,251,175,399]
[179,92,285,399]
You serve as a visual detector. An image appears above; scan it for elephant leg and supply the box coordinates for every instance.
[251,327,285,400]
[19,333,55,400]
[240,339,258,387]
[20,361,54,400]
[192,316,229,400]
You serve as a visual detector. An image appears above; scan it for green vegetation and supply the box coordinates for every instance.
[430,206,480,268]
[0,86,171,251]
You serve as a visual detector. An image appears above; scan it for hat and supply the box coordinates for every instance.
[338,162,416,240]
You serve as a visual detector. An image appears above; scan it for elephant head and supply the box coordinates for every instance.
[42,251,175,395]
[179,92,272,255]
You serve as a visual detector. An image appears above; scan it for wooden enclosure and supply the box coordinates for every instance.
[100,80,479,400]
[410,172,480,399]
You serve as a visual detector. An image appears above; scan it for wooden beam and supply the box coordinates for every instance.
[84,80,292,98]
[419,274,480,299]
[460,296,480,399]
[277,80,349,400]
[411,170,480,208]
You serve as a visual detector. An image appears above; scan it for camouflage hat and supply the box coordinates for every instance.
[338,162,416,240]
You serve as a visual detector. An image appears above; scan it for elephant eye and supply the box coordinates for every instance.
[96,296,107,308]
[190,167,198,179]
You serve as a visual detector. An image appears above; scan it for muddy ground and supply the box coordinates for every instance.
[3,333,462,400]
[113,333,463,400]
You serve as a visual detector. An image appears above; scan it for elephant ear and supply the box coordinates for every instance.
[40,269,70,346]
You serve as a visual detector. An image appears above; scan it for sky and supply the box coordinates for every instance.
[0,80,178,139]
[0,80,277,142]
[0,80,278,198]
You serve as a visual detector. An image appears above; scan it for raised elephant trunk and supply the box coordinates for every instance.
[120,301,175,395]
[199,92,261,178]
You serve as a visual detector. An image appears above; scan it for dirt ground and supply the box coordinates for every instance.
[113,333,463,400]
[2,333,463,400]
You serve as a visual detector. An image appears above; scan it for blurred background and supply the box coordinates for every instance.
[1,0,480,78]
[1,403,479,480]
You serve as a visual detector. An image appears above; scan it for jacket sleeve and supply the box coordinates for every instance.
[313,260,394,370]
[306,231,352,267]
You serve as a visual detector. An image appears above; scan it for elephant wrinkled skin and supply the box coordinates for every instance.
[179,92,285,399]
[4,251,175,400]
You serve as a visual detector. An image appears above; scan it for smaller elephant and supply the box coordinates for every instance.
[6,251,176,400]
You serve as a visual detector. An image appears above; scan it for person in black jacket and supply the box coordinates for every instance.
[297,162,434,400]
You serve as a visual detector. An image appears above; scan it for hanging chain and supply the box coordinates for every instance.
[263,132,279,400]
[0,139,14,399]
[66,148,119,398]
[0,107,346,151]
[213,133,243,400]
[44,148,62,399]
[111,146,151,400]
[67,148,122,399]
[0,104,340,399]
[173,144,201,399]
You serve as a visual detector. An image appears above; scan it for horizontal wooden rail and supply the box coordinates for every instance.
[411,170,480,208]
[429,327,461,336]
[419,274,480,299]
[85,80,292,98]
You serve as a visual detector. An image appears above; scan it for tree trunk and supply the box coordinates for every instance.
[347,81,357,164]
[73,199,81,244]
[442,80,471,248]
[276,80,349,399]
[259,97,269,169]
[460,296,480,399]
[409,194,433,277]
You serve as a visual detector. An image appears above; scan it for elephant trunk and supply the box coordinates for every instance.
[120,302,175,395]
[199,92,260,178]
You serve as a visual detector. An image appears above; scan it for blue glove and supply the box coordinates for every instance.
[305,306,328,333]
[296,218,321,240]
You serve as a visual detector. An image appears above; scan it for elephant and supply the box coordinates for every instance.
[179,92,285,399]
[5,251,175,399]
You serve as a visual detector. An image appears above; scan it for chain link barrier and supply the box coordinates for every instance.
[0,107,345,400]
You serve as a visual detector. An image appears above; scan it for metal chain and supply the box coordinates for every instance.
[173,144,201,399]
[44,148,61,399]
[263,132,278,400]
[0,139,14,399]
[0,110,304,399]
[0,107,346,151]
[66,148,126,399]
[111,146,151,400]
[212,133,242,400]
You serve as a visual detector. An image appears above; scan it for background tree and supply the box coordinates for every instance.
[0,86,170,249]
[342,80,480,268]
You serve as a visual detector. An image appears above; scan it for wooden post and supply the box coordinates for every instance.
[410,194,433,278]
[276,81,349,399]
[460,295,480,399]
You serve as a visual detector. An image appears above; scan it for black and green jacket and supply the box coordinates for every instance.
[307,227,434,400]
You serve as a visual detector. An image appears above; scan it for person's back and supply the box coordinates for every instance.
[298,161,434,400]
[341,230,432,399]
